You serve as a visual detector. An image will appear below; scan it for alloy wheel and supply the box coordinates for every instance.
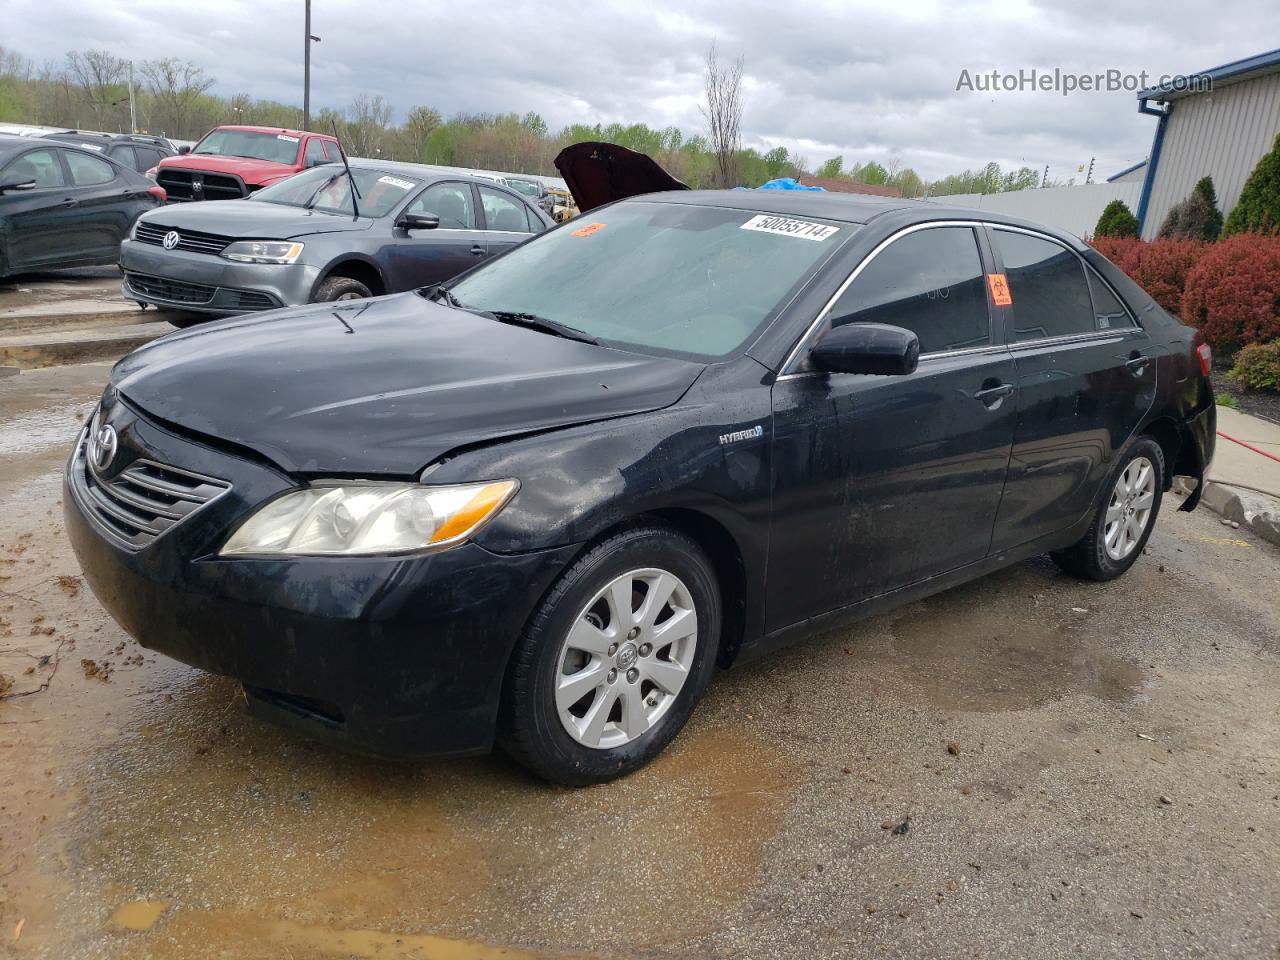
[1104,455,1156,561]
[554,567,698,750]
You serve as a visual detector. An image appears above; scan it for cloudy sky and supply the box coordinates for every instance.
[8,0,1277,181]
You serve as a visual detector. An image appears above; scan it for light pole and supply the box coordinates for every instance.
[303,0,321,129]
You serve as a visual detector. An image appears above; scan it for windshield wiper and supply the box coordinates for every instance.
[304,171,343,208]
[486,311,598,345]
[420,283,465,309]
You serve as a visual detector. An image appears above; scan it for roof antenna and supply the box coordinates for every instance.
[330,119,361,220]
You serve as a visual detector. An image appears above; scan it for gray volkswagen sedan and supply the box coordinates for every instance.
[118,160,553,325]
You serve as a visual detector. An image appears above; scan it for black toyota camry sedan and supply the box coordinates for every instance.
[65,190,1216,785]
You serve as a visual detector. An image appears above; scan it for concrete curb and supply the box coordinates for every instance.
[1176,478,1280,547]
[0,322,170,370]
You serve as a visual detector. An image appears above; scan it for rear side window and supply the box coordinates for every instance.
[109,144,137,169]
[305,139,326,167]
[66,151,116,186]
[1085,266,1136,330]
[995,230,1095,341]
[3,149,66,187]
[828,226,991,354]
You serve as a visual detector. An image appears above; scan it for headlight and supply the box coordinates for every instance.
[127,218,141,241]
[220,240,305,264]
[219,480,519,557]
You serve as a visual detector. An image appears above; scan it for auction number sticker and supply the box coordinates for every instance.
[571,222,607,237]
[740,214,840,241]
[277,134,300,143]
[377,175,416,190]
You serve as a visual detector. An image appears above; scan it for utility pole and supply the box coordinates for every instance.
[127,60,137,134]
[1086,156,1095,185]
[303,0,321,129]
[1041,164,1049,188]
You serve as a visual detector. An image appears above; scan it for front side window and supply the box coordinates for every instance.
[407,182,477,229]
[479,185,531,233]
[252,165,421,218]
[996,230,1095,341]
[826,226,990,354]
[193,129,302,165]
[3,149,66,188]
[449,200,847,361]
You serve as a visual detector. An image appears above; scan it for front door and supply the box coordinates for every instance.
[386,180,487,290]
[766,224,1017,631]
[987,227,1157,551]
[0,147,84,272]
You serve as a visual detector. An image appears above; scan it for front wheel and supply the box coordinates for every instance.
[500,525,721,786]
[313,276,372,302]
[1051,436,1165,581]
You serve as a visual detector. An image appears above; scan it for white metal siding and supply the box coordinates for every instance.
[1142,73,1280,238]
[925,182,1143,240]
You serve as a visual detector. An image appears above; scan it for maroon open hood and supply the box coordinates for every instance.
[553,141,689,213]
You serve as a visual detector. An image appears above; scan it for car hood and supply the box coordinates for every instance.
[138,199,371,239]
[111,294,704,475]
[554,141,689,213]
[157,153,296,183]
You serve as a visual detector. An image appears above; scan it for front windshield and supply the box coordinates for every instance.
[506,179,540,198]
[448,201,848,360]
[193,130,303,164]
[252,166,421,218]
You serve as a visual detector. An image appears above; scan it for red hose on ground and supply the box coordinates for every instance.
[1218,430,1280,465]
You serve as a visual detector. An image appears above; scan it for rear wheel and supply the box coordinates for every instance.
[313,276,372,303]
[1051,436,1164,581]
[500,526,721,786]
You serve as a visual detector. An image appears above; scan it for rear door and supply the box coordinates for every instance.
[987,227,1156,551]
[383,180,487,290]
[766,223,1018,629]
[63,150,143,261]
[477,184,535,257]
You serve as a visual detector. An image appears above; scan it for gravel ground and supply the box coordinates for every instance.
[1,363,1277,960]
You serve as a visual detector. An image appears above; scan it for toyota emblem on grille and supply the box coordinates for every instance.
[89,424,118,473]
[162,230,180,250]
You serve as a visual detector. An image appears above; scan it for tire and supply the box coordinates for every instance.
[1051,436,1165,581]
[313,276,373,303]
[500,525,721,786]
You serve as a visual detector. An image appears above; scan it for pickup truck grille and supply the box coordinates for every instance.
[69,428,231,551]
[156,168,248,201]
[124,272,217,305]
[135,222,232,255]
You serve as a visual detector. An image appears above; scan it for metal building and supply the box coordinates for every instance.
[1136,48,1280,238]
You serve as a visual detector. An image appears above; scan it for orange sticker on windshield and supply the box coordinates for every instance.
[987,273,1012,306]
[571,222,606,237]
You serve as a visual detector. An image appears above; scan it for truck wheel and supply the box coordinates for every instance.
[313,276,372,302]
[500,525,721,786]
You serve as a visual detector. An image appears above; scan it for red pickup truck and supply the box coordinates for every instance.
[148,125,341,202]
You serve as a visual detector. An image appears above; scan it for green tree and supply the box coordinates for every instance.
[1093,199,1140,238]
[763,146,789,178]
[403,105,442,162]
[521,111,547,138]
[1224,135,1280,235]
[816,155,844,179]
[856,161,887,185]
[1159,176,1223,241]
[1194,177,1224,237]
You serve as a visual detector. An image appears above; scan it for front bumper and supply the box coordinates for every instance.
[63,399,577,758]
[119,239,320,314]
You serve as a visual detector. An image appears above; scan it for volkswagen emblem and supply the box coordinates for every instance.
[89,424,118,473]
[162,230,180,250]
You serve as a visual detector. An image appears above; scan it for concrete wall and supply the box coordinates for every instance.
[925,181,1143,240]
[1142,72,1280,238]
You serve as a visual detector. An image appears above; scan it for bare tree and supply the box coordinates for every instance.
[140,58,214,138]
[65,49,128,129]
[403,105,442,161]
[700,43,744,188]
[345,93,394,156]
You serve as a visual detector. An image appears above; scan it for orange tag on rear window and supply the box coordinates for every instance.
[987,273,1012,306]
[571,222,606,237]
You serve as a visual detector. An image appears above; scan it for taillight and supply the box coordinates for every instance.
[147,185,167,203]
[1193,330,1212,377]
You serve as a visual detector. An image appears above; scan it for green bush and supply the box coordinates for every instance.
[1214,392,1240,408]
[1160,176,1224,241]
[1228,341,1280,392]
[1224,132,1280,236]
[1094,200,1140,238]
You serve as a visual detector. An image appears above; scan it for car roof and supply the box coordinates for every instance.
[0,132,132,167]
[637,189,1087,250]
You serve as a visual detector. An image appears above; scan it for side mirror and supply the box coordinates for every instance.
[396,213,439,231]
[0,179,37,195]
[177,145,191,155]
[810,322,920,376]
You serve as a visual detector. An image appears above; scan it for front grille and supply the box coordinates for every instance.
[70,429,231,551]
[125,272,216,305]
[228,290,276,310]
[135,222,232,255]
[156,168,248,201]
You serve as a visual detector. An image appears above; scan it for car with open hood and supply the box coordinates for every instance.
[118,159,553,323]
[66,188,1216,785]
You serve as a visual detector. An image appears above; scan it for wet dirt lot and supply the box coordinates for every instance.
[1,363,1278,959]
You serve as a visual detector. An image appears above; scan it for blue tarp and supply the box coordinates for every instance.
[757,178,825,191]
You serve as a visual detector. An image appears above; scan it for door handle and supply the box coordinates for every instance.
[972,383,1014,406]
[469,245,485,256]
[1125,354,1150,375]
[60,198,79,208]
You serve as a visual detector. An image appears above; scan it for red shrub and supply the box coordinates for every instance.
[1089,235,1205,314]
[1181,233,1280,352]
